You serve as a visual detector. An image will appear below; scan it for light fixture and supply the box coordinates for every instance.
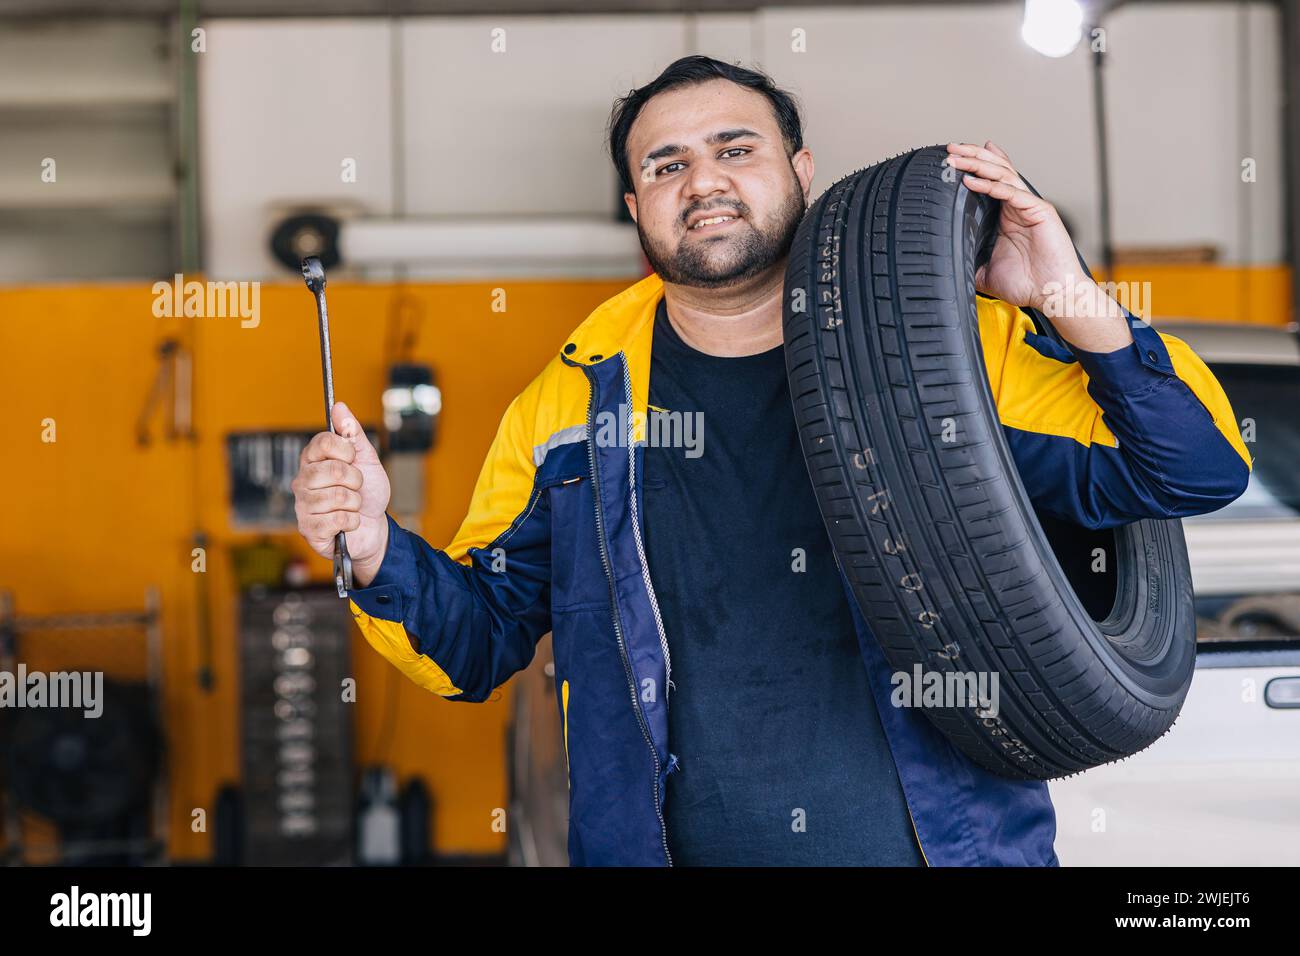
[1021,0,1085,58]
[1022,0,1116,275]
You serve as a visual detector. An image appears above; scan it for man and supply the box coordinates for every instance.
[292,56,1250,866]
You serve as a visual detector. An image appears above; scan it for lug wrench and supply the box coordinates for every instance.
[301,256,354,598]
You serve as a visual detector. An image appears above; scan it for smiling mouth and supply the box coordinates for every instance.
[688,214,741,234]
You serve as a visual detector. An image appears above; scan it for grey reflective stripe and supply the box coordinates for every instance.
[533,424,588,468]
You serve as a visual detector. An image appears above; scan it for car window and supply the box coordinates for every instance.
[1187,361,1300,643]
[1185,363,1300,522]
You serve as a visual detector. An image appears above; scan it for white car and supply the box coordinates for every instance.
[1050,321,1300,866]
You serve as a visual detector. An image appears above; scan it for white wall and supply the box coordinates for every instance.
[754,2,1282,265]
[198,19,395,280]
[1105,3,1282,264]
[399,16,685,218]
[197,3,1285,281]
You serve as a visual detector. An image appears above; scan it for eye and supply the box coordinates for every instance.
[721,147,750,159]
[657,161,686,176]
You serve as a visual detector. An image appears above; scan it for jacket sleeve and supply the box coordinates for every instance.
[978,296,1253,530]
[346,389,553,703]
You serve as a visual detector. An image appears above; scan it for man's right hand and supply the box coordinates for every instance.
[291,401,392,587]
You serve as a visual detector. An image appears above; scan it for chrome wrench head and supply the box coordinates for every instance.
[332,544,353,600]
[301,256,326,294]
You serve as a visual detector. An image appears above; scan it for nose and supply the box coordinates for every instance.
[682,155,734,209]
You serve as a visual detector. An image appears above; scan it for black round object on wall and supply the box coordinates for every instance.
[270,212,342,274]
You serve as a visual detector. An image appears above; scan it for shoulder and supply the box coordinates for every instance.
[502,272,664,452]
[976,294,1033,343]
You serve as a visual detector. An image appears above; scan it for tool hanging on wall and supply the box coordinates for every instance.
[134,338,194,446]
[135,338,214,689]
[301,256,353,599]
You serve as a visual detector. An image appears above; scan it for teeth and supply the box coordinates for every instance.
[692,215,736,229]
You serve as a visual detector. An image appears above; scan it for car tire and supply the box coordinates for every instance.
[783,144,1197,780]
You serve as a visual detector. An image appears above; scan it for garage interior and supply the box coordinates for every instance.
[0,0,1297,868]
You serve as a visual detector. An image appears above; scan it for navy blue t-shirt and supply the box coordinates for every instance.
[642,294,924,867]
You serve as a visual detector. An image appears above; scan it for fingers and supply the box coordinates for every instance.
[301,429,355,466]
[332,400,361,440]
[294,458,363,492]
[293,477,362,555]
[947,141,1052,222]
[959,173,1019,202]
[295,483,363,516]
[292,428,366,555]
[944,142,1026,191]
[946,140,1013,167]
[947,154,1014,184]
[292,454,363,531]
[292,410,376,559]
[959,173,1049,218]
[299,510,362,541]
[332,401,381,464]
[982,140,1012,163]
[947,142,1013,169]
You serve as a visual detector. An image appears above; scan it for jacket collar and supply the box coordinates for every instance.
[561,271,664,417]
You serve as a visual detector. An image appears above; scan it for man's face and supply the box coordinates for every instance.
[623,79,815,289]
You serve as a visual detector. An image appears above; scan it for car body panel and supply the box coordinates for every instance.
[1052,320,1300,865]
[1050,659,1300,865]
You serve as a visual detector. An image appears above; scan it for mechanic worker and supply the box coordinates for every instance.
[291,56,1251,866]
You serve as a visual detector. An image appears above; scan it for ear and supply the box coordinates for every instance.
[623,191,639,224]
[792,147,815,203]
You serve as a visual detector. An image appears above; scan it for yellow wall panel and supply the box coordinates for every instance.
[1103,264,1293,326]
[0,277,631,861]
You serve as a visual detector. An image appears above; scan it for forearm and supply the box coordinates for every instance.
[348,514,551,700]
[1040,276,1134,354]
[981,296,1251,529]
[1069,318,1251,518]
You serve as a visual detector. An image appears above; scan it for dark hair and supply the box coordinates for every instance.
[606,55,804,196]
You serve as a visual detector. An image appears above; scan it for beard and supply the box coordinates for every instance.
[636,171,807,289]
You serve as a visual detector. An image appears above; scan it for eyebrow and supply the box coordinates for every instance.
[642,127,766,166]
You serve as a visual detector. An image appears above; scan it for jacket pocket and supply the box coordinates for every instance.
[547,475,612,612]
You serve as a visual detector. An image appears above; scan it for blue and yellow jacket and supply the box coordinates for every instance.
[347,272,1251,866]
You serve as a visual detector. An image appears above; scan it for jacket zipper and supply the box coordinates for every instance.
[621,359,673,693]
[579,359,673,866]
[906,806,931,866]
